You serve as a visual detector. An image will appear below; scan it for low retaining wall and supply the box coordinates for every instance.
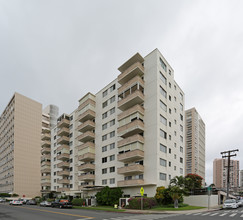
[184,195,218,207]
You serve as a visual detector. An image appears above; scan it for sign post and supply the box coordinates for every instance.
[207,186,212,210]
[140,187,144,210]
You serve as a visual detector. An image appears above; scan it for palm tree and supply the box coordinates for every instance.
[170,176,185,188]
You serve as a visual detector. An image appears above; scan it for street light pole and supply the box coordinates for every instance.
[220,149,239,199]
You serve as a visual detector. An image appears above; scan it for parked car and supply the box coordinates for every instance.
[40,201,51,207]
[238,199,243,207]
[0,198,6,203]
[223,199,238,209]
[10,200,23,205]
[26,200,37,205]
[51,199,72,208]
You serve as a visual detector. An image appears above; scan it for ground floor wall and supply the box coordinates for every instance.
[183,195,219,207]
[121,185,157,198]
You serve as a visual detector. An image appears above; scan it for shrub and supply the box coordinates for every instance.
[96,186,123,206]
[127,197,157,209]
[72,198,86,206]
[47,198,55,202]
[0,193,10,197]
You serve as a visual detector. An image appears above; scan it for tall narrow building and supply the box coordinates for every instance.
[51,48,185,197]
[213,158,239,189]
[185,108,205,185]
[0,93,42,197]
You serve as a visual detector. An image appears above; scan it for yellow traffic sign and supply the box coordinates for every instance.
[140,187,144,196]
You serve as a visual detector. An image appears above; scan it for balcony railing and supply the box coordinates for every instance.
[76,131,95,143]
[118,104,144,121]
[118,134,144,148]
[78,163,95,171]
[77,109,95,123]
[57,179,70,184]
[76,120,95,133]
[57,170,70,176]
[78,152,95,162]
[57,127,69,136]
[118,90,144,111]
[57,187,70,192]
[41,133,51,141]
[117,164,144,175]
[57,118,70,128]
[57,144,69,152]
[118,119,144,138]
[117,149,144,162]
[118,75,144,95]
[57,161,70,168]
[78,174,95,181]
[117,179,144,187]
[57,136,70,145]
[77,98,95,112]
[41,140,51,148]
[57,153,70,161]
[76,142,95,151]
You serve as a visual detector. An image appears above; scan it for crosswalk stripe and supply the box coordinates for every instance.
[210,213,218,216]
[241,214,243,217]
[193,213,202,215]
[202,212,211,216]
[229,213,237,217]
[185,213,191,215]
[220,213,228,216]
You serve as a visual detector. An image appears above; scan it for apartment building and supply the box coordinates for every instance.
[185,108,205,185]
[0,93,42,197]
[41,105,59,197]
[213,158,239,189]
[51,48,185,197]
[240,170,243,187]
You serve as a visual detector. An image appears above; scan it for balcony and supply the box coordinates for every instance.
[118,75,144,95]
[78,163,95,172]
[118,54,144,85]
[78,174,95,181]
[42,127,50,134]
[76,131,95,143]
[41,133,51,141]
[118,164,144,175]
[41,140,51,148]
[76,120,95,133]
[57,153,70,161]
[57,187,70,192]
[57,118,70,128]
[57,179,70,184]
[57,136,70,145]
[41,188,51,193]
[57,144,69,152]
[41,154,51,161]
[78,98,95,112]
[118,134,144,148]
[57,127,69,136]
[118,119,144,138]
[118,104,144,121]
[78,152,95,162]
[118,90,144,111]
[76,142,95,151]
[41,175,51,181]
[57,170,70,176]
[41,161,51,167]
[77,109,95,123]
[78,184,95,190]
[41,167,51,174]
[117,179,144,187]
[57,161,70,168]
[41,182,51,187]
[117,149,144,163]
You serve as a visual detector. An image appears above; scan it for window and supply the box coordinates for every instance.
[110,119,115,126]
[160,172,166,180]
[180,103,183,111]
[110,107,115,115]
[180,125,183,132]
[160,129,167,139]
[180,146,183,153]
[125,176,132,180]
[169,108,171,114]
[174,96,177,102]
[110,154,115,161]
[169,95,171,101]
[180,135,183,142]
[160,71,167,84]
[169,69,171,75]
[169,161,171,167]
[174,108,177,113]
[174,131,177,136]
[174,119,177,125]
[102,112,107,119]
[102,146,107,152]
[180,157,183,163]
[110,178,115,184]
[160,158,167,167]
[159,58,167,72]
[174,154,177,159]
[174,85,177,90]
[110,143,115,150]
[180,92,183,100]
[180,114,183,121]
[160,115,167,125]
[160,100,167,112]
[169,135,171,140]
[180,168,183,174]
[160,144,167,153]
[110,84,116,92]
[102,168,107,174]
[169,175,171,180]
[102,134,107,141]
[70,150,73,154]
[102,123,107,130]
[110,96,115,104]
[169,82,171,88]
[110,131,115,138]
[160,86,167,98]
[174,143,177,148]
[110,166,115,173]
[69,124,73,129]
[169,148,171,154]
[102,157,107,163]
[174,166,176,171]
[169,122,171,127]
[102,101,108,108]
[103,90,108,97]
[102,179,107,185]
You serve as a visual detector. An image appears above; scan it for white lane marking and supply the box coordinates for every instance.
[193,213,202,215]
[240,214,243,217]
[210,213,219,216]
[229,213,237,217]
[201,212,211,215]
[220,213,228,216]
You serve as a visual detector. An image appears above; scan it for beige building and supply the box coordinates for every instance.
[213,158,239,189]
[0,93,42,197]
[185,108,205,185]
[51,48,185,197]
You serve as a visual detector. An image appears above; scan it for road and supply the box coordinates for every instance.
[1,203,243,220]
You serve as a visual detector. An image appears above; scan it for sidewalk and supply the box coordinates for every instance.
[121,205,222,214]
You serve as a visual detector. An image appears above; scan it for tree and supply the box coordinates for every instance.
[155,186,165,205]
[185,173,203,193]
[170,176,186,188]
[96,186,123,206]
[169,186,184,208]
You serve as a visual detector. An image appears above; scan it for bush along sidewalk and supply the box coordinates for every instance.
[127,197,157,209]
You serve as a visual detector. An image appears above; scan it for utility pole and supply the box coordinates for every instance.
[220,149,239,199]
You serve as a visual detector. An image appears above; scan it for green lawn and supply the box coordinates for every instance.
[151,205,205,211]
[73,206,125,212]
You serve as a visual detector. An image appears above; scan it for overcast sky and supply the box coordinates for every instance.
[0,0,242,185]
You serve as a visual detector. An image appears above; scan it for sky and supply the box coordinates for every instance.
[0,0,243,185]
